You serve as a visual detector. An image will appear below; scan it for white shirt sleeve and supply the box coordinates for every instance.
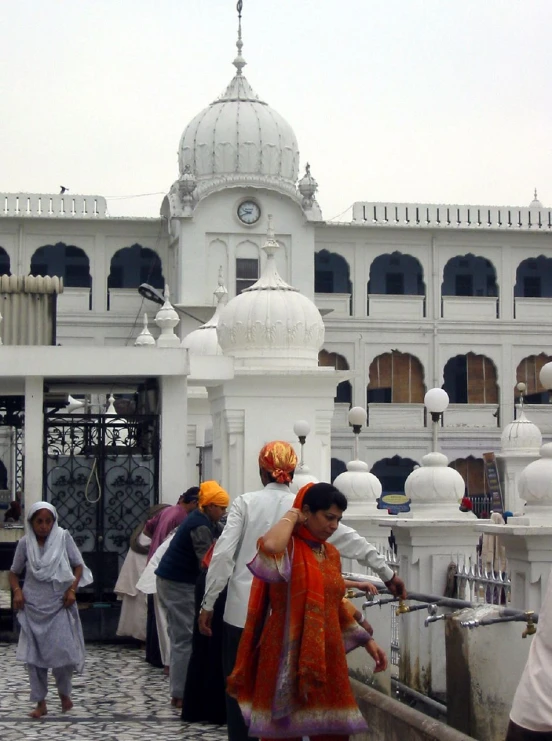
[201,497,246,612]
[329,522,394,582]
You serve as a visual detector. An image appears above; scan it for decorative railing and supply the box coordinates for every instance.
[455,555,511,606]
[351,201,552,231]
[1,193,107,218]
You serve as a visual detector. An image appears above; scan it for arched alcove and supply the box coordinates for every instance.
[371,456,417,494]
[314,250,352,295]
[368,252,425,296]
[331,458,347,483]
[442,254,498,297]
[0,247,11,276]
[516,353,552,403]
[449,456,485,495]
[235,240,259,294]
[31,243,91,287]
[443,353,498,404]
[367,351,425,403]
[319,350,352,404]
[108,244,164,290]
[515,256,552,298]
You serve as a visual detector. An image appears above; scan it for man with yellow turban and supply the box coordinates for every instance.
[155,480,229,708]
[199,441,407,741]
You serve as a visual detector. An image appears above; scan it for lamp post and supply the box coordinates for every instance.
[293,420,311,468]
[539,362,552,402]
[348,406,367,460]
[424,388,449,452]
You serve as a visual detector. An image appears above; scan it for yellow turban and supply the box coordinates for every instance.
[258,441,298,484]
[199,480,230,509]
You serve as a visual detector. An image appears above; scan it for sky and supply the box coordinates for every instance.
[1,0,550,219]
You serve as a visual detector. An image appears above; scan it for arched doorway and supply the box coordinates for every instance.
[368,252,425,296]
[367,351,425,404]
[108,244,164,290]
[314,250,352,295]
[371,456,417,494]
[443,353,498,404]
[516,353,552,404]
[319,350,352,404]
[30,243,91,287]
[442,255,498,297]
[515,256,552,298]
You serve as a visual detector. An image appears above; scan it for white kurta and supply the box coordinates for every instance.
[510,569,552,731]
[114,533,150,642]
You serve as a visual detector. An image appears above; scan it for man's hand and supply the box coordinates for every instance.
[365,639,388,673]
[63,588,76,609]
[13,589,24,611]
[198,608,214,637]
[384,573,407,600]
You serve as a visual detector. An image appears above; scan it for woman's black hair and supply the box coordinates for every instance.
[302,483,347,513]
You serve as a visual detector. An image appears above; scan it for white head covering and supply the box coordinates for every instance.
[26,501,93,592]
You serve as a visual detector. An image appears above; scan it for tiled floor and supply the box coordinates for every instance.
[0,643,228,741]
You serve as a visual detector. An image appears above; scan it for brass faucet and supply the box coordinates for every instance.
[396,598,410,616]
[522,611,536,638]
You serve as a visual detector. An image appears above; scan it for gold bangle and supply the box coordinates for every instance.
[281,517,295,524]
[13,587,21,593]
[69,588,76,594]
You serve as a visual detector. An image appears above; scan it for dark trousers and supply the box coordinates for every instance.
[223,622,258,741]
[506,720,552,741]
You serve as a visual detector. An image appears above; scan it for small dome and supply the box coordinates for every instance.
[217,219,325,369]
[518,443,552,509]
[529,188,543,209]
[181,275,228,357]
[501,409,542,454]
[334,460,381,508]
[289,464,319,494]
[405,452,469,516]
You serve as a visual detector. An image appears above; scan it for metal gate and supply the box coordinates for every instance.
[43,411,160,603]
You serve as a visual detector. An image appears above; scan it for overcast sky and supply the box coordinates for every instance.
[1,0,550,218]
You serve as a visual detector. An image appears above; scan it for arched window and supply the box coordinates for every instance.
[443,353,498,404]
[331,458,347,483]
[371,456,417,495]
[235,240,259,294]
[516,353,552,403]
[319,350,352,404]
[0,247,11,276]
[314,250,352,295]
[367,351,425,403]
[442,255,498,297]
[30,243,91,287]
[515,256,552,298]
[368,252,425,296]
[108,244,164,290]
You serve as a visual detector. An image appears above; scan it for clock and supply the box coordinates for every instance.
[237,200,261,225]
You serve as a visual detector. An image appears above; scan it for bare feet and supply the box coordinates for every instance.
[170,697,183,708]
[163,665,170,676]
[29,701,47,719]
[60,694,73,713]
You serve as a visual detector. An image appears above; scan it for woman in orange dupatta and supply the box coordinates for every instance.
[227,483,387,741]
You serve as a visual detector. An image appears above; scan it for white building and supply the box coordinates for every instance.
[1,17,551,506]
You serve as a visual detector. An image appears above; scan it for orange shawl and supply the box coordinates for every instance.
[227,483,329,717]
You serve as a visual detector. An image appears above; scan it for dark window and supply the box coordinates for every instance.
[335,381,352,404]
[524,276,541,298]
[30,243,91,288]
[443,356,468,403]
[367,387,392,403]
[455,274,473,296]
[385,272,404,295]
[315,270,334,293]
[236,258,259,294]
[108,245,164,290]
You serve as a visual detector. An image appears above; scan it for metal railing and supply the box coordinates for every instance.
[455,555,511,606]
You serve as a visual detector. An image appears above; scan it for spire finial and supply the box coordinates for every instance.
[233,0,246,75]
[214,266,229,304]
[534,187,538,201]
[263,214,279,258]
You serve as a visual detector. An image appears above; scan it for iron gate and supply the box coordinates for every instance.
[43,412,159,602]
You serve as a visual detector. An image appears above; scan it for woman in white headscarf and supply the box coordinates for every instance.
[8,502,93,719]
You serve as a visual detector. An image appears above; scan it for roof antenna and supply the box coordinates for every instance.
[233,0,246,75]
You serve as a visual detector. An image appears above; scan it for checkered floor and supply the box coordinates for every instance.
[0,642,228,741]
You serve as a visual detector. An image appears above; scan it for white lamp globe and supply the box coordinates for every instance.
[348,407,367,428]
[424,388,450,414]
[293,420,311,439]
[539,362,552,391]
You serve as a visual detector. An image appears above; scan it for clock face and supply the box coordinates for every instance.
[237,200,261,225]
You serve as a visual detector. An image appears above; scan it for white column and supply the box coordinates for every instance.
[24,376,44,510]
[160,375,188,504]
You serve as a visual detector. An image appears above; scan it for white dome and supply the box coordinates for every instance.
[405,452,470,518]
[181,278,227,357]
[334,460,381,512]
[217,222,325,369]
[518,443,552,513]
[501,409,542,454]
[177,36,299,199]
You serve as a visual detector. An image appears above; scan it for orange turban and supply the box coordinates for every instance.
[199,480,230,509]
[258,441,298,485]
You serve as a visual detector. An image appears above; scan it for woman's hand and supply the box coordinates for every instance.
[346,580,379,596]
[365,639,388,673]
[63,588,76,608]
[13,589,24,611]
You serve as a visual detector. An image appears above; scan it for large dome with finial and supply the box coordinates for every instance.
[177,11,299,198]
[216,217,325,369]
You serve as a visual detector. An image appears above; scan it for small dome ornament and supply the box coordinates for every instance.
[501,388,542,455]
[297,163,318,209]
[181,268,228,356]
[518,443,552,522]
[334,460,382,513]
[135,313,156,347]
[405,452,469,518]
[529,188,543,209]
[216,215,325,369]
[155,285,181,348]
[178,165,197,215]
